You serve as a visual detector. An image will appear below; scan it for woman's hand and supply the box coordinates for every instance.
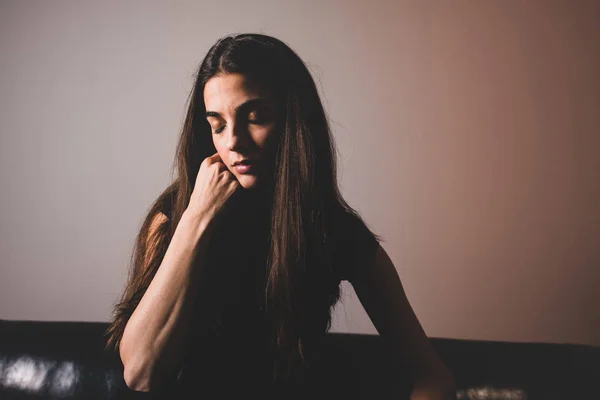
[186,152,241,225]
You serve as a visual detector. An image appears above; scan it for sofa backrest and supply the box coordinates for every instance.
[1,320,599,399]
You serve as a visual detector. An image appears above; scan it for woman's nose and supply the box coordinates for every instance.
[226,123,248,152]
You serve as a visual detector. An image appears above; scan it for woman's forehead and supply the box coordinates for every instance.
[204,73,275,112]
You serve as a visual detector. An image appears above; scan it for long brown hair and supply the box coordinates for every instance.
[104,33,379,378]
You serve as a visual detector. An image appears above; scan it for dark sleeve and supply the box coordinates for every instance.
[332,208,380,283]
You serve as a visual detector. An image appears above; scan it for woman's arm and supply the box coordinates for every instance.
[350,244,456,400]
[119,209,213,392]
[120,153,239,392]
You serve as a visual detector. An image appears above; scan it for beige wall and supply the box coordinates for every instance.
[1,1,598,346]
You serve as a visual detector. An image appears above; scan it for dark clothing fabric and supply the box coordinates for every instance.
[330,207,380,283]
[164,346,362,400]
[165,197,379,399]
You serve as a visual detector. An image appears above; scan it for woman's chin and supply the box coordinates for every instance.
[236,174,260,190]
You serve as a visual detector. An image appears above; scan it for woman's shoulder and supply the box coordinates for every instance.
[330,205,376,241]
[329,205,380,282]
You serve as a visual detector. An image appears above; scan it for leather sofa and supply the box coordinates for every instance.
[1,319,598,399]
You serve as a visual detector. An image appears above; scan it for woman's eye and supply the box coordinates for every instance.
[212,114,267,134]
[247,115,265,124]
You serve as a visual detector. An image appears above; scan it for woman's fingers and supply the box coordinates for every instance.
[205,152,222,165]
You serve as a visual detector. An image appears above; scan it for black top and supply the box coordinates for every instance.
[165,194,379,399]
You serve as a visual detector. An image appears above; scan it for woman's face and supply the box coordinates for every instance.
[204,72,279,190]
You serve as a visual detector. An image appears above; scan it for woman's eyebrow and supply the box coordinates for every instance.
[205,98,270,118]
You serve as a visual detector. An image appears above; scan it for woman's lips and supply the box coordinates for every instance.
[234,162,256,174]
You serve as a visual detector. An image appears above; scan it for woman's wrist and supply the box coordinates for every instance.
[181,207,215,243]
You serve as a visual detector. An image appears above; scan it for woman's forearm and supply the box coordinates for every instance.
[119,209,213,392]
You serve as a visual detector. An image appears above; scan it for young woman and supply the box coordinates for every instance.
[105,33,455,399]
